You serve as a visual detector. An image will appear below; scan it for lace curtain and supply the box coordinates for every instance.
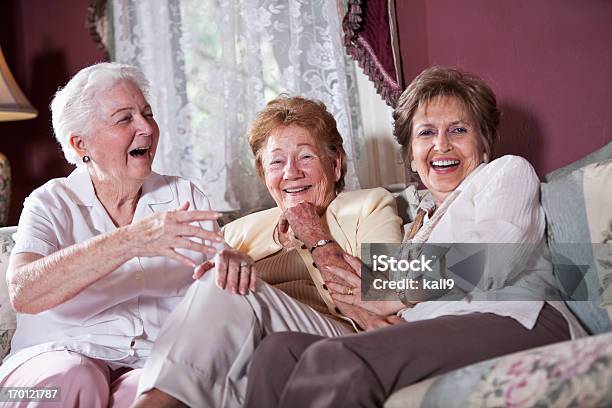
[110,0,363,211]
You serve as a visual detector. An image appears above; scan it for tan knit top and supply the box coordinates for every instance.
[256,247,350,329]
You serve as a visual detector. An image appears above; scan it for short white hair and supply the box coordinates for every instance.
[50,62,150,165]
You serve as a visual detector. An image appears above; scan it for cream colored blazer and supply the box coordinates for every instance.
[222,187,403,320]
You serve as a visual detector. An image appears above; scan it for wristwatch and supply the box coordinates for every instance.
[309,239,335,253]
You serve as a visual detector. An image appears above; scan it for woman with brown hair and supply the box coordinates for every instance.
[243,67,585,408]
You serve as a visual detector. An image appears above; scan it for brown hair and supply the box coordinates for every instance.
[393,66,500,162]
[247,95,347,193]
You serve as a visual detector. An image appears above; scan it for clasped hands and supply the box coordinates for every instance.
[128,201,256,295]
[280,202,406,331]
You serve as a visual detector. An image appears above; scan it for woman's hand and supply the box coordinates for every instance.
[192,248,257,295]
[126,201,223,267]
[335,299,406,331]
[325,253,407,316]
[280,202,352,287]
[279,202,329,246]
[361,314,405,331]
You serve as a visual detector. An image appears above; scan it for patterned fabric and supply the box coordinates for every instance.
[393,183,422,226]
[0,227,16,359]
[0,153,11,227]
[466,333,612,407]
[111,0,363,212]
[385,332,612,408]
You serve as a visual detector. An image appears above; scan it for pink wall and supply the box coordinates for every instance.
[396,0,612,177]
[1,1,610,223]
[0,0,107,225]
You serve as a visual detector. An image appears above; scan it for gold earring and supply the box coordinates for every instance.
[410,160,417,172]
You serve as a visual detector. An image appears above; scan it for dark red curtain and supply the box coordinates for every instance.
[343,0,403,107]
[86,0,111,61]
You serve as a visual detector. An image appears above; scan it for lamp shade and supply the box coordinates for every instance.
[0,46,37,122]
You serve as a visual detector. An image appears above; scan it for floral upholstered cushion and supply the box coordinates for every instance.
[0,227,16,360]
[385,332,612,408]
[467,332,612,407]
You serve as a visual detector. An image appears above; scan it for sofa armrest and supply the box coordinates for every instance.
[386,331,612,408]
[0,226,16,360]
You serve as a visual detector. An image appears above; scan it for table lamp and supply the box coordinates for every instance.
[0,45,38,226]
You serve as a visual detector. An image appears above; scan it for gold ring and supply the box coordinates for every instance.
[347,287,354,296]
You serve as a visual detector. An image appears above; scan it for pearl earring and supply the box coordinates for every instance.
[410,160,417,172]
[483,153,489,163]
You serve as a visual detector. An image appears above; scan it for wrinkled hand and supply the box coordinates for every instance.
[279,202,350,286]
[335,299,406,331]
[325,253,406,316]
[193,248,256,295]
[126,201,223,267]
[279,202,328,246]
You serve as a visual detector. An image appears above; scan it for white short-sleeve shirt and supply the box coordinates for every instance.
[1,167,218,377]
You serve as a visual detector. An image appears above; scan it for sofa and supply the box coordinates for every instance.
[0,143,610,407]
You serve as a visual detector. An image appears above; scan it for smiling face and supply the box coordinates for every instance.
[76,80,159,185]
[411,96,484,206]
[261,124,341,212]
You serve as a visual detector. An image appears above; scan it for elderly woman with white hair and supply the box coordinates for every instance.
[0,62,251,407]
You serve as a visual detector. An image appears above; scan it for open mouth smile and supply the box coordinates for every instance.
[283,186,312,194]
[430,159,460,172]
[129,147,150,157]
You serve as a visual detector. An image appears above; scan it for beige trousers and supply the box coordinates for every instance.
[137,272,351,407]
